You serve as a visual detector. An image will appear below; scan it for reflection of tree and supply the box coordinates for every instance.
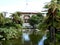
[2,38,22,45]
[0,41,2,45]
[23,41,31,45]
[29,33,43,45]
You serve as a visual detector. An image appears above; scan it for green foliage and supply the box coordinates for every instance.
[44,32,60,45]
[0,12,23,40]
[13,24,22,29]
[5,18,12,23]
[0,27,22,40]
[29,13,43,28]
[11,12,23,25]
[38,22,48,30]
[29,31,44,44]
[38,0,60,30]
[29,15,39,26]
[39,0,60,45]
[0,13,5,25]
[56,32,60,42]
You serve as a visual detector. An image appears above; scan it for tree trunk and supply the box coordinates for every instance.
[33,25,36,34]
[49,26,56,45]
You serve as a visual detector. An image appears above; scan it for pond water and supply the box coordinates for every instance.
[0,31,47,45]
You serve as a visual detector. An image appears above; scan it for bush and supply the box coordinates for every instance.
[0,27,22,40]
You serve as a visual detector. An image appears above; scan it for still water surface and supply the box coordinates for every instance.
[0,32,47,45]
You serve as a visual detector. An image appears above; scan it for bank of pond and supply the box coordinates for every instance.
[0,29,60,45]
[0,31,47,45]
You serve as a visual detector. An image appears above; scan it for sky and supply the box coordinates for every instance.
[0,0,51,13]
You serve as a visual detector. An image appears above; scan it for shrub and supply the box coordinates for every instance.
[0,27,22,40]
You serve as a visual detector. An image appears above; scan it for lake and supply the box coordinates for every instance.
[0,30,47,45]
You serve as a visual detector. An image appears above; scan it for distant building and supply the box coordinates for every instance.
[20,12,38,27]
[3,12,44,27]
[20,12,38,23]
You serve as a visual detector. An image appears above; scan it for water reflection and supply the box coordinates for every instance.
[0,31,47,45]
[22,33,30,41]
[22,33,31,45]
[29,33,44,45]
[0,42,2,45]
[38,35,47,45]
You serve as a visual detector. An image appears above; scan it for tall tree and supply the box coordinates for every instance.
[11,12,23,25]
[29,13,43,29]
[38,0,60,45]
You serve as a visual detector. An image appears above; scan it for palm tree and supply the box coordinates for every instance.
[38,0,60,45]
[11,12,23,25]
[0,13,5,26]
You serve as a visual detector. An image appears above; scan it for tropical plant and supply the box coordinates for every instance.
[0,12,23,40]
[38,0,60,45]
[11,12,23,25]
[0,13,5,26]
[0,27,22,40]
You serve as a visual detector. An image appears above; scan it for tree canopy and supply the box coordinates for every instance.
[38,0,60,30]
[29,13,44,28]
